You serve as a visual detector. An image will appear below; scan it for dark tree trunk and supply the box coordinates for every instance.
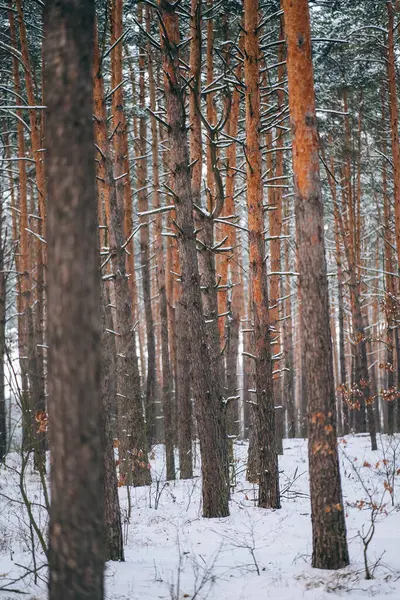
[176,301,193,479]
[136,7,158,443]
[8,7,32,455]
[15,0,47,468]
[298,295,308,438]
[395,328,400,432]
[388,329,395,435]
[188,0,227,473]
[0,198,6,461]
[246,407,259,483]
[44,1,105,598]
[101,291,124,562]
[283,0,349,570]
[364,313,380,436]
[331,177,349,436]
[337,277,348,434]
[106,6,151,487]
[242,301,253,439]
[282,226,295,438]
[27,305,46,470]
[108,144,151,488]
[146,7,175,478]
[158,0,229,518]
[226,303,240,440]
[348,275,377,449]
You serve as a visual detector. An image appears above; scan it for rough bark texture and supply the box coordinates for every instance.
[9,6,31,452]
[44,1,105,597]
[93,29,124,562]
[334,183,348,435]
[189,1,227,447]
[221,28,244,442]
[382,91,397,435]
[0,196,5,461]
[162,117,193,478]
[335,152,377,449]
[109,1,151,487]
[283,0,349,570]
[110,0,135,297]
[244,0,280,509]
[16,0,47,465]
[189,0,202,210]
[101,293,124,562]
[136,4,158,443]
[159,0,229,517]
[146,6,175,479]
[324,149,349,435]
[175,300,193,479]
[282,195,295,437]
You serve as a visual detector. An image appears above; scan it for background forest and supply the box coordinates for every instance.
[0,0,400,599]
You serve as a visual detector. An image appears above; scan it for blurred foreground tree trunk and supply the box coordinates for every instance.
[45,0,105,597]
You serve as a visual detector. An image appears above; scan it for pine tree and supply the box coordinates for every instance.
[44,0,105,596]
[283,0,349,570]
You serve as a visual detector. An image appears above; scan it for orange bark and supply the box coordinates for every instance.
[283,0,349,569]
[92,25,111,246]
[244,0,280,509]
[16,0,46,243]
[16,1,46,438]
[110,0,135,289]
[9,8,29,311]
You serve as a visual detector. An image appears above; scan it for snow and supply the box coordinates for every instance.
[1,434,400,599]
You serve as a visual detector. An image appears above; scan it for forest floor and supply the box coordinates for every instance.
[0,434,400,599]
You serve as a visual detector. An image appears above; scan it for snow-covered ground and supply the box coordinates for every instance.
[1,434,399,599]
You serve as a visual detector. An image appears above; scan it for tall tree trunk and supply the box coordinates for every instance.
[159,0,229,517]
[93,25,124,562]
[386,2,400,433]
[387,1,400,275]
[0,193,6,461]
[296,232,308,437]
[159,61,192,476]
[107,6,152,487]
[109,2,150,484]
[382,85,397,434]
[244,0,280,509]
[283,0,349,570]
[124,48,146,383]
[175,296,193,479]
[15,0,47,468]
[337,170,377,449]
[163,120,193,478]
[9,7,32,453]
[190,1,227,446]
[136,4,158,443]
[146,6,175,479]
[44,1,105,597]
[282,196,295,437]
[221,31,244,442]
[325,149,349,435]
[101,292,124,562]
